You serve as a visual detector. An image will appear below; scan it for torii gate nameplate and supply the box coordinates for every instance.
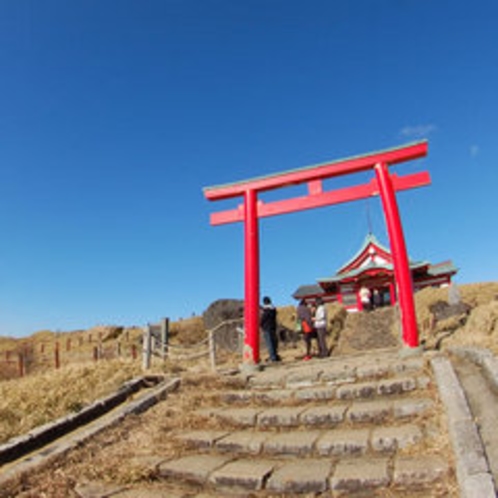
[204,141,430,365]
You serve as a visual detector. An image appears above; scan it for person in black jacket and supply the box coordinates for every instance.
[260,296,280,362]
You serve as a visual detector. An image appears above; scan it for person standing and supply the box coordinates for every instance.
[360,285,371,312]
[373,289,382,309]
[313,297,329,358]
[260,296,280,362]
[297,299,314,360]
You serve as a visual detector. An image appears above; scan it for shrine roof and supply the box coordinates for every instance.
[318,259,429,284]
[336,233,393,274]
[427,260,458,276]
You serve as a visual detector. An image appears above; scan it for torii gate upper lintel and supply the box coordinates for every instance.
[204,141,431,365]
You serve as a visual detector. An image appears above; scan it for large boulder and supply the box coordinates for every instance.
[203,299,244,330]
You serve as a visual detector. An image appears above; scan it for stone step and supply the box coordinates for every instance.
[175,422,426,458]
[217,374,431,406]
[195,396,434,429]
[244,351,427,391]
[156,453,450,495]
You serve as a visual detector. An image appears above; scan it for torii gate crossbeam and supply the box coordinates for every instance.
[204,141,430,366]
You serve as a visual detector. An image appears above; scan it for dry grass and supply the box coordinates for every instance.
[0,359,147,443]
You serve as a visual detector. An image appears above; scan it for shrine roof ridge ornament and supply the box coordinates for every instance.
[203,140,428,200]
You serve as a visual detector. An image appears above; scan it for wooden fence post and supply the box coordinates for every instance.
[18,353,24,377]
[54,343,60,369]
[209,329,216,371]
[160,318,169,359]
[142,325,152,370]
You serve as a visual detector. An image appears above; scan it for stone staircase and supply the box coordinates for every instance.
[155,349,457,497]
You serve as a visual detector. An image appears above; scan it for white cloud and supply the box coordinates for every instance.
[399,124,437,138]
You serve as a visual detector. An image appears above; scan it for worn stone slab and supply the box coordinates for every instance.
[266,458,332,494]
[294,385,336,401]
[320,363,357,385]
[393,397,434,419]
[248,370,288,389]
[263,431,321,456]
[377,376,418,396]
[371,424,423,452]
[158,454,232,484]
[336,380,377,400]
[316,428,369,456]
[215,431,269,455]
[431,355,492,495]
[461,472,496,498]
[257,406,304,428]
[215,407,263,426]
[113,487,182,498]
[393,455,449,487]
[482,354,498,395]
[208,458,275,491]
[356,363,390,379]
[74,481,128,498]
[451,419,489,476]
[431,356,473,421]
[253,389,294,403]
[219,391,253,404]
[330,458,390,492]
[347,399,392,423]
[300,404,348,426]
[390,356,426,375]
[174,430,229,449]
[285,369,321,388]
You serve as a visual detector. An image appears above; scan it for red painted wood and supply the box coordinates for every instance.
[375,162,419,348]
[211,171,430,226]
[205,141,427,201]
[243,189,260,365]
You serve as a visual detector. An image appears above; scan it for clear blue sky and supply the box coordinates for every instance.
[0,1,496,337]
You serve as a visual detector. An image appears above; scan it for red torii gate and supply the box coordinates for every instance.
[204,141,430,366]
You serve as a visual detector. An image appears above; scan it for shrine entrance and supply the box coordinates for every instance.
[204,141,431,366]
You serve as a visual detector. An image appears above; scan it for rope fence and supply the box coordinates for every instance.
[0,318,246,380]
[142,318,244,372]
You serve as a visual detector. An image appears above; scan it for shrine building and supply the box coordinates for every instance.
[292,233,458,311]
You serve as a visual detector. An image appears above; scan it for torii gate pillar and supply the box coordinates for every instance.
[204,141,430,365]
[374,161,418,348]
[243,188,261,364]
